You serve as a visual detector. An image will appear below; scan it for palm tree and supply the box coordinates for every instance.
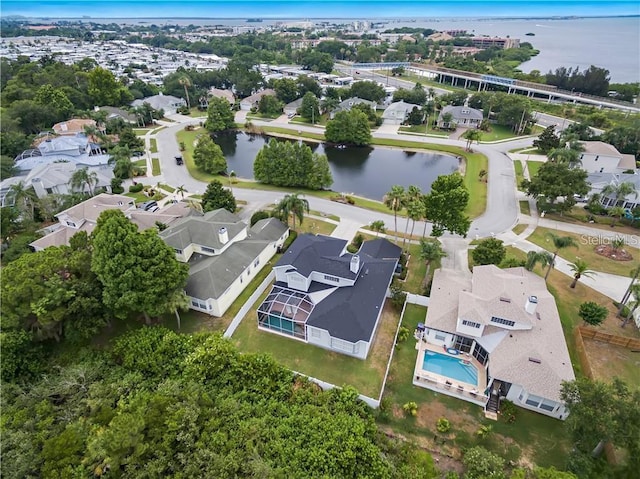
[178,75,192,109]
[383,185,406,245]
[187,199,203,215]
[419,238,446,275]
[228,170,236,194]
[273,193,310,230]
[601,181,638,208]
[462,129,482,151]
[8,181,38,220]
[545,233,578,280]
[548,147,582,168]
[568,259,597,289]
[525,250,554,272]
[402,185,422,250]
[167,290,190,330]
[176,185,187,199]
[369,220,386,237]
[608,206,626,227]
[69,167,98,196]
[621,283,640,328]
[618,265,640,317]
[611,237,625,254]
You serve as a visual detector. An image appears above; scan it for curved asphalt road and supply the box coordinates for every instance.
[154,117,529,239]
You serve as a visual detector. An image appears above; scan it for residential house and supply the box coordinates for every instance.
[13,134,111,172]
[97,106,138,124]
[471,37,520,49]
[239,89,276,111]
[414,265,575,420]
[257,234,401,360]
[28,162,113,198]
[437,105,483,129]
[382,100,414,125]
[30,193,190,251]
[427,32,454,42]
[587,172,640,209]
[578,141,637,174]
[160,210,289,317]
[330,97,376,119]
[284,97,304,116]
[209,87,236,105]
[131,93,186,115]
[52,118,101,136]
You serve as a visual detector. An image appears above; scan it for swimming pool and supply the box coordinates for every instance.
[422,350,478,385]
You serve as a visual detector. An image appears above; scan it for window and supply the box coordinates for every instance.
[490,317,515,327]
[46,188,53,194]
[174,248,182,254]
[323,274,339,283]
[435,333,446,341]
[201,246,215,254]
[540,400,556,412]
[247,267,250,276]
[525,394,542,408]
[462,319,480,328]
[254,258,260,267]
[66,221,76,227]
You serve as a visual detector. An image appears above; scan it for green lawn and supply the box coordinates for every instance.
[480,124,543,142]
[398,124,449,138]
[527,160,543,178]
[513,160,524,190]
[151,158,161,176]
[295,217,337,236]
[132,159,146,168]
[519,200,531,215]
[512,223,528,235]
[403,240,441,295]
[158,183,175,193]
[232,300,401,398]
[260,126,326,141]
[125,190,152,203]
[379,303,571,468]
[309,210,340,222]
[289,113,328,126]
[527,226,639,276]
[247,112,282,120]
[150,138,158,153]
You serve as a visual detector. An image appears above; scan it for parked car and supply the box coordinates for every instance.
[175,156,184,165]
[139,200,158,211]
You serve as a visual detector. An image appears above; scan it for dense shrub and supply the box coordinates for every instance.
[129,183,144,193]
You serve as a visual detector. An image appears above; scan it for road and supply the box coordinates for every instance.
[334,64,451,96]
[532,111,604,135]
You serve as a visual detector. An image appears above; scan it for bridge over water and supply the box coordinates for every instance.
[347,62,639,113]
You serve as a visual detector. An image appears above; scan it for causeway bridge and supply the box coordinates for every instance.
[348,62,640,113]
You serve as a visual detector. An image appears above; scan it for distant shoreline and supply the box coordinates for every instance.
[2,14,639,21]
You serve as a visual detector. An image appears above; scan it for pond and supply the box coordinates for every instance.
[213,131,461,201]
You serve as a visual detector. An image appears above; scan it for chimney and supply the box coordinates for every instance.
[350,255,360,274]
[525,295,538,314]
[218,227,229,244]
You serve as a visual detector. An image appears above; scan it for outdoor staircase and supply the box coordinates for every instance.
[484,381,501,421]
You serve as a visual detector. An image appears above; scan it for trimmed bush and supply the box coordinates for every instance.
[129,183,144,193]
[436,417,451,433]
[250,210,270,226]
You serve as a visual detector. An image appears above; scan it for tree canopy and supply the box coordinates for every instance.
[205,97,236,133]
[201,179,237,213]
[423,173,470,238]
[193,134,227,175]
[325,109,372,146]
[254,138,333,190]
[522,162,590,214]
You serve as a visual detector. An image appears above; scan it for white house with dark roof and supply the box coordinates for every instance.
[578,141,637,174]
[257,234,401,360]
[329,97,377,119]
[437,105,483,129]
[160,209,289,317]
[414,265,575,420]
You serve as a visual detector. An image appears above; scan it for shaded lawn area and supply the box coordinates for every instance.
[512,223,528,235]
[519,200,530,215]
[583,339,640,388]
[232,300,401,398]
[379,304,570,468]
[403,240,441,295]
[527,226,639,276]
[513,160,524,190]
[527,160,543,178]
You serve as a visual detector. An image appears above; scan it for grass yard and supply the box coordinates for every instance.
[582,339,640,388]
[150,138,158,153]
[403,240,441,295]
[527,226,639,276]
[309,210,340,222]
[260,125,326,141]
[480,124,543,142]
[289,114,328,126]
[379,303,571,468]
[519,200,531,215]
[151,158,161,176]
[513,160,524,190]
[247,112,281,120]
[398,124,449,138]
[294,217,337,236]
[543,207,640,235]
[526,160,543,178]
[158,183,175,193]
[232,300,401,398]
[125,190,150,203]
[512,223,528,235]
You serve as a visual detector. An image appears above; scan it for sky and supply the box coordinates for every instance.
[2,1,639,19]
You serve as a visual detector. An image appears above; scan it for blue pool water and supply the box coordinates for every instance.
[422,350,478,385]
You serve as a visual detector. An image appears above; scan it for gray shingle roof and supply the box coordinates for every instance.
[276,233,356,279]
[249,217,289,241]
[159,208,246,250]
[439,105,483,122]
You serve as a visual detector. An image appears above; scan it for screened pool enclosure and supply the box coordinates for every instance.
[257,285,315,340]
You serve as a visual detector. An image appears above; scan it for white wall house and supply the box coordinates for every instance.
[257,235,401,360]
[578,141,636,174]
[239,89,275,111]
[160,210,289,317]
[414,265,575,420]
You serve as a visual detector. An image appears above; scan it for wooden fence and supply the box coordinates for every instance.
[578,327,640,350]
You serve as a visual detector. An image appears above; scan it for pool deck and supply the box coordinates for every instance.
[412,339,489,407]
